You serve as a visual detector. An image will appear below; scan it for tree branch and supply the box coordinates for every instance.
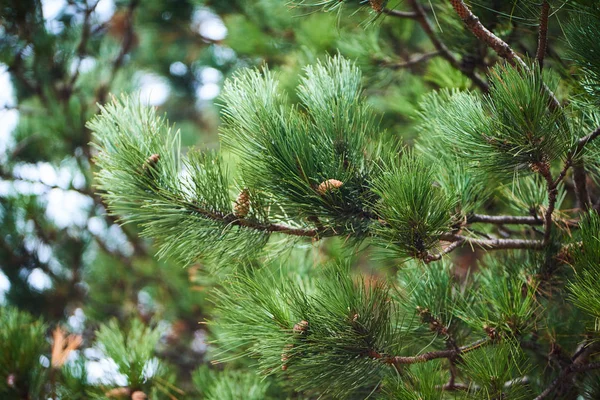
[447,0,560,109]
[381,51,440,70]
[536,1,550,70]
[381,8,418,19]
[439,233,544,250]
[406,0,489,92]
[537,163,557,245]
[386,338,489,366]
[534,362,600,400]
[467,214,543,225]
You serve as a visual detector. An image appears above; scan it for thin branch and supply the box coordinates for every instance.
[576,126,600,154]
[572,162,590,210]
[67,0,100,94]
[96,0,139,105]
[467,214,543,225]
[424,239,465,263]
[536,1,550,69]
[439,233,544,250]
[381,8,418,18]
[447,0,560,109]
[406,0,489,92]
[534,362,600,400]
[387,338,489,366]
[185,203,324,238]
[381,51,440,69]
[538,163,557,246]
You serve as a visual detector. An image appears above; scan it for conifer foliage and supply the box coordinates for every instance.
[4,0,600,398]
[87,0,600,398]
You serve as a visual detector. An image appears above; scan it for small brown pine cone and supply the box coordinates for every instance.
[142,154,160,171]
[131,391,148,400]
[293,320,309,334]
[369,0,386,12]
[316,179,343,195]
[234,189,250,217]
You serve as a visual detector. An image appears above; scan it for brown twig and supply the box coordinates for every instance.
[382,51,440,69]
[448,0,560,109]
[381,8,418,19]
[536,1,550,70]
[386,338,489,366]
[439,233,544,250]
[537,163,557,245]
[67,0,100,94]
[406,0,489,92]
[467,214,543,225]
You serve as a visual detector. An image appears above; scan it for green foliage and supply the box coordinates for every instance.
[0,307,48,398]
[381,361,448,400]
[460,342,532,399]
[220,55,381,235]
[212,261,403,398]
[456,255,540,338]
[192,365,272,400]
[396,260,468,343]
[94,318,177,396]
[569,212,600,325]
[418,65,571,178]
[566,10,600,105]
[89,97,269,266]
[372,151,454,258]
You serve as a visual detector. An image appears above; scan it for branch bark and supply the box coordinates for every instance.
[406,0,489,92]
[387,338,489,366]
[467,214,543,225]
[447,0,560,109]
[536,1,550,69]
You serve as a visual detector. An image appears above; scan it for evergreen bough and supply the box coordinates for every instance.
[83,0,600,398]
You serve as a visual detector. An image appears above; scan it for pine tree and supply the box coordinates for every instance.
[4,0,600,398]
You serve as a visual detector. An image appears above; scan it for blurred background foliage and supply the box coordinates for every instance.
[0,0,592,398]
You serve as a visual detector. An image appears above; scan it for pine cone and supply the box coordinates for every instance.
[142,153,160,171]
[293,320,309,334]
[369,0,386,12]
[316,179,343,195]
[234,189,250,217]
[131,391,147,400]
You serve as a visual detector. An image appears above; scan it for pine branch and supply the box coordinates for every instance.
[447,0,560,109]
[381,8,418,19]
[406,0,489,92]
[555,127,600,209]
[534,362,600,400]
[185,203,325,238]
[439,233,544,250]
[66,0,100,96]
[467,214,543,225]
[537,163,558,245]
[385,338,489,366]
[381,51,440,69]
[536,1,550,70]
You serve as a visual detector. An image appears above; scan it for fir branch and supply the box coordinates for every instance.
[536,1,550,70]
[406,0,489,92]
[448,0,560,109]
